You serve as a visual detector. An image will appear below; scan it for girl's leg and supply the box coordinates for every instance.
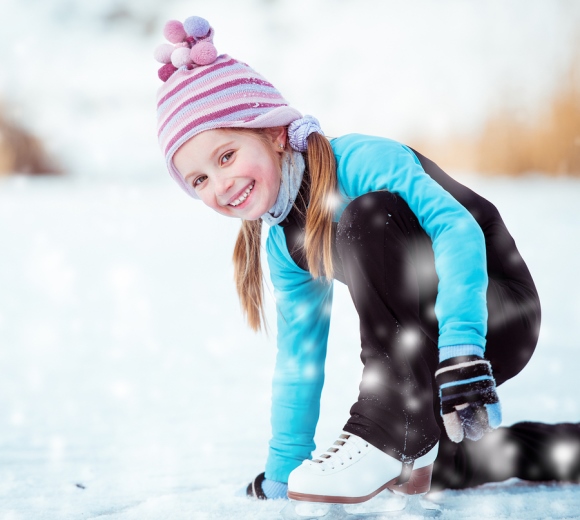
[285,191,441,504]
[405,149,546,489]
[430,207,543,488]
[432,421,580,490]
[335,179,544,482]
[334,190,441,463]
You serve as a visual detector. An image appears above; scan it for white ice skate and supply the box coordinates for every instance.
[281,432,441,519]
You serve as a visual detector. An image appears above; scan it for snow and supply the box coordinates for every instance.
[0,173,579,519]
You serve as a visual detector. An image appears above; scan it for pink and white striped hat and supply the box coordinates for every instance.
[155,16,303,198]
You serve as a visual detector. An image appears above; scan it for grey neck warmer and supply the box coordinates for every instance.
[261,151,305,226]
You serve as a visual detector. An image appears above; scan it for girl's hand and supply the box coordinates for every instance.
[435,355,502,443]
[246,472,288,500]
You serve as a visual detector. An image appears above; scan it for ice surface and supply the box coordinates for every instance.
[0,174,579,519]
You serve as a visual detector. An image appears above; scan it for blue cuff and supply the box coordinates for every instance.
[262,478,288,500]
[439,344,485,362]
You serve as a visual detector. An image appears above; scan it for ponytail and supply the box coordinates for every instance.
[233,218,264,331]
[304,131,337,279]
[233,129,337,331]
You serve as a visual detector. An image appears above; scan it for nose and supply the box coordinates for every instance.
[214,172,235,202]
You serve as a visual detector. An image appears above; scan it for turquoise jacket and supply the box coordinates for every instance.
[264,134,488,483]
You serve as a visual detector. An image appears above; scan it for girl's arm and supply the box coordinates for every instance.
[332,134,488,350]
[263,225,334,484]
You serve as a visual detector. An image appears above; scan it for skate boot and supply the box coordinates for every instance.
[281,432,441,519]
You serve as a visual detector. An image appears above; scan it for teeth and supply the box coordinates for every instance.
[229,182,254,207]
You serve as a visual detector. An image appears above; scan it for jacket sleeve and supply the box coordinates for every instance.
[264,225,333,483]
[332,134,488,349]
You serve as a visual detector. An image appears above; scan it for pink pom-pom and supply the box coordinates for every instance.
[171,47,192,68]
[190,41,217,66]
[158,63,177,82]
[164,20,187,43]
[153,43,174,64]
[183,16,210,38]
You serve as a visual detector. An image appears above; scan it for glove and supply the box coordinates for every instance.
[435,354,502,443]
[246,472,288,500]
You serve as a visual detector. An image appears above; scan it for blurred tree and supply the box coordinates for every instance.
[409,56,580,177]
[101,4,158,36]
[0,105,61,175]
[473,59,580,176]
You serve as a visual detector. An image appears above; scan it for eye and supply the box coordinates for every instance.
[192,175,207,188]
[220,151,234,165]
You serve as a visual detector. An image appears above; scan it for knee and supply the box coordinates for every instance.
[336,191,422,251]
[337,191,401,238]
[472,199,501,224]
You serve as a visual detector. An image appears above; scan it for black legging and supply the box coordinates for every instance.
[330,147,541,458]
[281,150,579,488]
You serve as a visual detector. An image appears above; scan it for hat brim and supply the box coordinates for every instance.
[167,105,303,199]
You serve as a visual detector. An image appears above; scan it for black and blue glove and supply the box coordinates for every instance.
[246,473,288,500]
[435,354,502,443]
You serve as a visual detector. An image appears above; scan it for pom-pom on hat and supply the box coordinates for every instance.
[155,16,306,198]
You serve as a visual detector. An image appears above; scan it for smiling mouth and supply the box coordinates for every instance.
[229,182,255,207]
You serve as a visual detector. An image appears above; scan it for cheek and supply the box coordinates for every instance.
[198,192,219,211]
[199,191,235,218]
[261,163,282,202]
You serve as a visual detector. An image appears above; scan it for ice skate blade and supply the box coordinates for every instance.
[280,495,441,519]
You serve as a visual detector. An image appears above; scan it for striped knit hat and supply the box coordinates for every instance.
[155,16,305,198]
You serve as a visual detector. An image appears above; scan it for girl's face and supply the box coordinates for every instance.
[173,127,286,220]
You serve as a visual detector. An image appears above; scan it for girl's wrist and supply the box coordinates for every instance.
[439,344,485,362]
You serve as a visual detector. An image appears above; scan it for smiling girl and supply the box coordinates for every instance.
[173,128,287,220]
[154,15,578,515]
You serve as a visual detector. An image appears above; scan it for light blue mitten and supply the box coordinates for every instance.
[246,472,288,500]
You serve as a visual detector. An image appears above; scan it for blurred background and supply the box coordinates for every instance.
[1,0,579,178]
[1,1,580,518]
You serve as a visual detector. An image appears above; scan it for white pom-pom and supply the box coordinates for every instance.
[154,43,174,64]
[171,47,192,68]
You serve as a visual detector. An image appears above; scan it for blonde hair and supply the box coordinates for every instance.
[233,130,337,331]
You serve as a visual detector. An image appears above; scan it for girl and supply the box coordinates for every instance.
[154,16,579,512]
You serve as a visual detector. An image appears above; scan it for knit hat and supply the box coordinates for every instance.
[154,16,321,198]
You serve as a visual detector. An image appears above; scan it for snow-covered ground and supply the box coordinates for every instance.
[0,173,579,519]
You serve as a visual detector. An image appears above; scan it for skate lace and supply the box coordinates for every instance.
[312,433,369,470]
